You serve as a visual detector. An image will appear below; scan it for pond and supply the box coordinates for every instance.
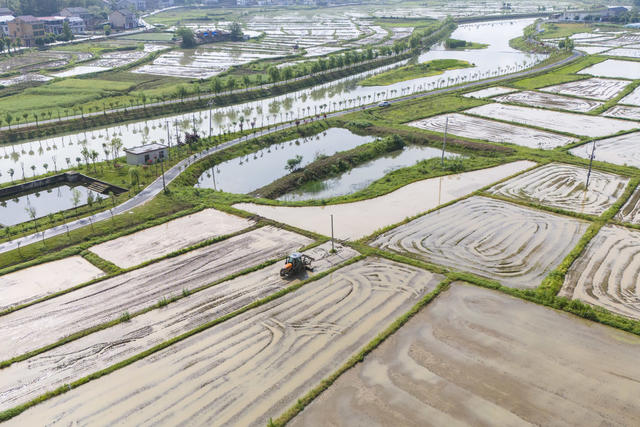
[195,128,375,194]
[278,145,460,201]
[0,184,106,227]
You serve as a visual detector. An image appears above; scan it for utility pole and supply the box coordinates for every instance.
[209,101,213,139]
[441,116,448,168]
[586,139,596,188]
[165,120,171,159]
[160,157,166,193]
[330,214,335,252]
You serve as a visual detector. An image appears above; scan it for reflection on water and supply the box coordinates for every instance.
[0,184,106,227]
[279,145,460,201]
[196,128,375,194]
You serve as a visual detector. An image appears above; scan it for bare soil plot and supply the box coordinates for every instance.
[561,225,640,319]
[235,161,535,240]
[539,77,630,100]
[604,104,640,120]
[466,103,638,137]
[4,258,443,427]
[569,132,640,168]
[0,226,311,362]
[89,209,254,268]
[492,90,603,112]
[578,59,640,80]
[488,163,629,216]
[0,257,104,311]
[462,86,517,98]
[0,242,358,412]
[618,186,640,224]
[291,284,640,427]
[407,113,576,149]
[618,85,640,106]
[371,196,589,289]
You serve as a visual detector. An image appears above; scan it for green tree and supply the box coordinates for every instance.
[103,24,111,36]
[62,21,73,41]
[230,22,243,41]
[285,155,303,172]
[176,27,196,48]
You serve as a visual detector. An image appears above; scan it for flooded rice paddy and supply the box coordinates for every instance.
[371,196,589,289]
[540,77,630,100]
[578,59,640,80]
[619,85,640,106]
[462,86,517,98]
[492,90,603,112]
[569,133,640,168]
[604,105,640,120]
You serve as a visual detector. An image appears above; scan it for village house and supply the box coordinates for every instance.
[7,15,45,47]
[0,15,14,36]
[124,143,167,165]
[109,9,139,30]
[59,7,96,30]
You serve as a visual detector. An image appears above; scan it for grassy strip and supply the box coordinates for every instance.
[80,250,121,275]
[0,253,365,422]
[511,55,604,89]
[360,59,473,86]
[270,278,451,426]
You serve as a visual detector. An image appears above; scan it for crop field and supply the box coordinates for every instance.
[569,132,640,168]
[89,209,254,268]
[619,85,640,105]
[488,163,628,216]
[0,242,358,411]
[560,225,640,320]
[5,258,443,426]
[371,196,589,289]
[604,105,640,120]
[578,59,640,80]
[0,256,103,311]
[292,284,640,426]
[492,90,603,112]
[462,86,517,98]
[539,77,631,100]
[0,226,311,362]
[235,161,535,240]
[466,103,638,137]
[407,113,577,149]
[618,187,640,224]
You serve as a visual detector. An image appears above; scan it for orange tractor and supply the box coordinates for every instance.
[280,252,314,278]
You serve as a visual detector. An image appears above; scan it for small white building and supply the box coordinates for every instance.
[0,15,14,36]
[109,9,138,30]
[125,143,167,165]
[67,16,86,34]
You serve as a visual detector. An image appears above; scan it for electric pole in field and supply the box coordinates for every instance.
[586,139,596,188]
[441,116,448,168]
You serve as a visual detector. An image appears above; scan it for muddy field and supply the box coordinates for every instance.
[0,243,358,412]
[619,85,640,106]
[462,86,517,98]
[540,77,630,100]
[0,226,311,362]
[488,163,628,216]
[0,256,104,311]
[606,47,640,58]
[578,59,640,80]
[467,103,638,137]
[569,132,640,168]
[5,258,443,426]
[291,284,640,427]
[235,161,535,240]
[89,209,254,268]
[603,105,640,120]
[371,196,589,289]
[492,90,603,112]
[407,113,576,149]
[560,225,640,320]
[617,187,640,224]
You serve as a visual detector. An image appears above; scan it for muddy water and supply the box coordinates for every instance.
[0,19,542,185]
[569,132,640,168]
[561,225,640,320]
[0,226,311,362]
[408,113,576,149]
[0,243,358,412]
[578,59,640,80]
[604,105,640,120]
[467,103,638,137]
[619,85,640,106]
[0,256,104,311]
[540,77,630,101]
[278,145,461,202]
[291,284,640,427]
[196,128,375,194]
[371,196,589,289]
[618,186,640,224]
[488,162,629,216]
[89,208,254,268]
[5,258,443,426]
[462,86,516,98]
[492,90,603,112]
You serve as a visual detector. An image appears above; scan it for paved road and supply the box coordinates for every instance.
[0,50,582,255]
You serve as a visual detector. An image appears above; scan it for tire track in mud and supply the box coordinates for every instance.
[371,196,589,289]
[560,225,640,320]
[0,243,358,412]
[0,226,312,362]
[618,186,640,224]
[4,258,443,427]
[569,131,640,169]
[492,90,603,112]
[488,162,629,216]
[539,77,631,100]
[290,284,640,427]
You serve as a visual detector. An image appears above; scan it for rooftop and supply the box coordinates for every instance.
[15,15,40,23]
[124,143,167,155]
[112,9,137,17]
[61,7,90,13]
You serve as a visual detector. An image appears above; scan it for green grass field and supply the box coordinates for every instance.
[539,22,593,39]
[360,59,472,86]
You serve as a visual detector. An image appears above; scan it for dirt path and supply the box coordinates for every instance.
[488,162,628,216]
[89,208,254,268]
[234,161,535,240]
[291,284,640,426]
[560,225,640,319]
[0,226,312,362]
[0,243,358,412]
[0,256,104,311]
[372,196,589,289]
[5,258,443,426]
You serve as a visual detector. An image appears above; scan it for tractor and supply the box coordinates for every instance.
[280,252,314,278]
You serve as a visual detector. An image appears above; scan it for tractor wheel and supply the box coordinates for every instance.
[280,268,288,277]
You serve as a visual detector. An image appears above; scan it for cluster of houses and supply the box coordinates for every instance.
[0,0,177,47]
